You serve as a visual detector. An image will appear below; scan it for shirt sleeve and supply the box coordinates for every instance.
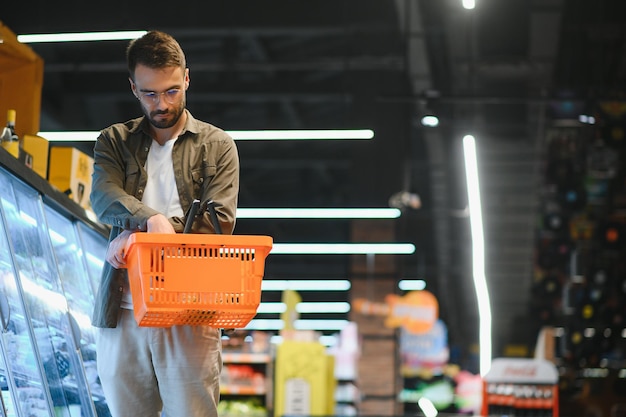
[90,129,160,231]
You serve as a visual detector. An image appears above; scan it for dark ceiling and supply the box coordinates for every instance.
[3,0,623,360]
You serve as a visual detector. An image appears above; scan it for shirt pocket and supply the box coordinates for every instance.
[191,163,216,198]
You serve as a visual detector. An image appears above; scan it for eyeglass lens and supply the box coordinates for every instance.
[142,89,181,104]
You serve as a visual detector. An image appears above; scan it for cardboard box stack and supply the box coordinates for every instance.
[47,147,94,210]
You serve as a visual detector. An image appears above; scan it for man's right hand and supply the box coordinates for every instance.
[146,213,176,234]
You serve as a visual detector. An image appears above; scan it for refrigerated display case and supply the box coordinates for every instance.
[74,224,106,299]
[44,208,110,416]
[0,147,110,417]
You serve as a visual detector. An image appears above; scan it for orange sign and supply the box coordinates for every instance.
[353,290,439,334]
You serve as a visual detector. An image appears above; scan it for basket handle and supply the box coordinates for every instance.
[184,199,223,235]
[204,200,223,235]
[183,199,201,234]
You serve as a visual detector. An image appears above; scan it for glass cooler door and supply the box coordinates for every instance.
[0,168,53,417]
[44,208,110,417]
[0,197,25,417]
[74,223,107,300]
[0,168,97,417]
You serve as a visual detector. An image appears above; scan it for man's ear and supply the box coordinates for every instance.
[184,68,190,90]
[129,77,138,98]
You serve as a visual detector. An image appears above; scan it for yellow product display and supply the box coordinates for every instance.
[48,147,94,209]
[21,134,49,178]
[326,354,337,416]
[1,140,19,158]
[274,341,336,417]
[0,22,44,138]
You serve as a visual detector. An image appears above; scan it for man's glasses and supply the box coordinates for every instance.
[138,88,183,105]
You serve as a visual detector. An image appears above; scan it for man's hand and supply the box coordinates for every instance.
[106,215,175,269]
[146,213,176,234]
[106,229,134,269]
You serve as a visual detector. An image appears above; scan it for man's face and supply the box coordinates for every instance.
[130,64,189,129]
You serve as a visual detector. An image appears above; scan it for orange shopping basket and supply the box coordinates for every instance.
[124,232,273,328]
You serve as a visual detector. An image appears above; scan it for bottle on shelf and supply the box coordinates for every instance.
[1,109,20,158]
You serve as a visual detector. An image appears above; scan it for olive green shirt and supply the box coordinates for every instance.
[89,110,239,327]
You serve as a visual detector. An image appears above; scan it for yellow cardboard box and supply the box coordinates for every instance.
[48,146,93,209]
[274,340,333,417]
[21,134,49,178]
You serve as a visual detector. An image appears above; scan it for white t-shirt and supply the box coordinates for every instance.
[121,137,184,309]
[142,138,184,218]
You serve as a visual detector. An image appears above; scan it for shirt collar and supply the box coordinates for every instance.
[131,109,200,137]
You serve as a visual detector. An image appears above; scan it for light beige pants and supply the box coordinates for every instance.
[95,308,222,417]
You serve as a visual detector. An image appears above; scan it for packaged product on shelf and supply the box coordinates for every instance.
[1,109,19,158]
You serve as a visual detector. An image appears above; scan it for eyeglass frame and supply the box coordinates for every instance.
[136,88,184,105]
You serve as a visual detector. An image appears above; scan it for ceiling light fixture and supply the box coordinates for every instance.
[18,30,148,43]
[261,280,351,291]
[245,319,350,331]
[229,129,374,140]
[398,279,426,291]
[238,208,400,219]
[420,115,439,127]
[256,302,351,314]
[271,243,415,255]
[462,0,476,9]
[463,134,492,376]
[38,129,374,142]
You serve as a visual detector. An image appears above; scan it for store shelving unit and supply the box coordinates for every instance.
[219,337,275,417]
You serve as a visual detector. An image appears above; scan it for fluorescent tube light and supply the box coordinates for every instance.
[296,302,350,313]
[38,129,374,142]
[256,302,351,314]
[228,129,374,140]
[463,134,491,376]
[270,335,339,347]
[420,115,439,127]
[245,319,350,331]
[238,208,400,219]
[261,280,351,291]
[462,0,476,9]
[398,279,426,291]
[271,243,415,255]
[18,30,148,43]
[38,131,99,141]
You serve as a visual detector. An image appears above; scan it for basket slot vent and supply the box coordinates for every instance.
[147,292,252,305]
[211,292,243,305]
[215,247,256,259]
[150,248,165,272]
[149,274,167,291]
[158,246,259,260]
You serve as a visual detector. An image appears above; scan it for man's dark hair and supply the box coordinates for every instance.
[126,30,186,81]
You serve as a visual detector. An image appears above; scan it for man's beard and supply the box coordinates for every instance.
[143,99,185,129]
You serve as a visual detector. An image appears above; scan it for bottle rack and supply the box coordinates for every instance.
[481,358,559,417]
